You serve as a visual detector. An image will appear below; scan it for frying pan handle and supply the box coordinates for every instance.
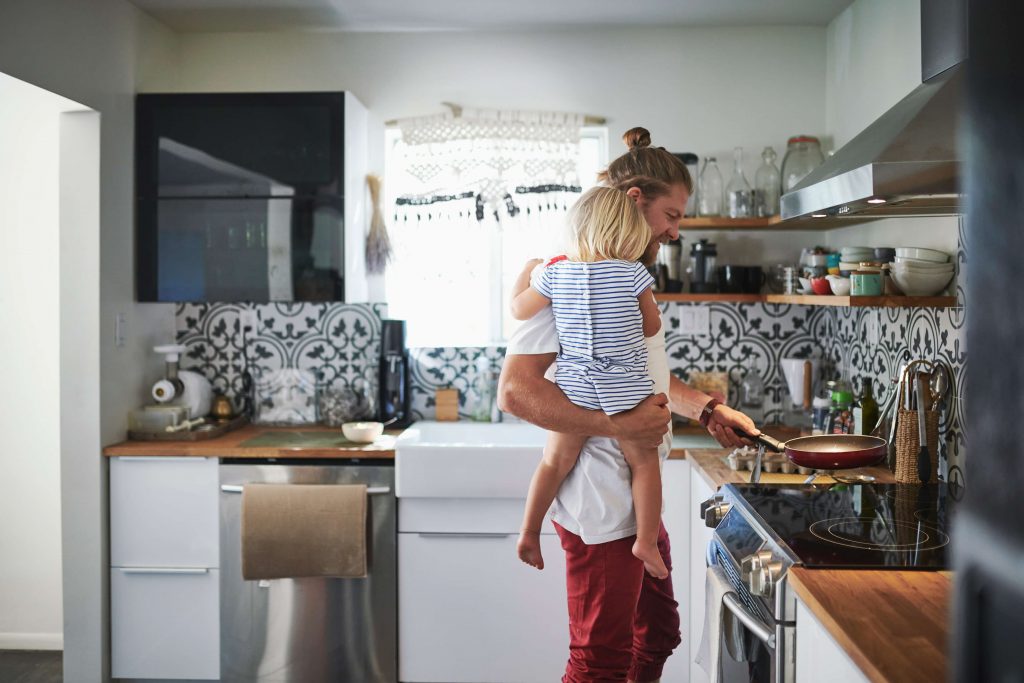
[735,430,785,452]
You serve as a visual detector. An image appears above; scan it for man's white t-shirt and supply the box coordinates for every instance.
[505,263,672,544]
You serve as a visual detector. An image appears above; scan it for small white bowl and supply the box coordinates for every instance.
[826,275,851,295]
[342,421,384,443]
[798,276,812,292]
[895,247,950,263]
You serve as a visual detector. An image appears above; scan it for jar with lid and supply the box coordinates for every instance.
[781,135,825,193]
[738,359,766,424]
[688,238,718,293]
[697,157,723,217]
[674,152,700,217]
[725,147,753,218]
[754,146,781,217]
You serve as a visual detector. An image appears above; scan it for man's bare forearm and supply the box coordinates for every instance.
[668,374,713,419]
[497,354,616,436]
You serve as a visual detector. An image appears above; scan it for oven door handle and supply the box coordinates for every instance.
[722,593,776,649]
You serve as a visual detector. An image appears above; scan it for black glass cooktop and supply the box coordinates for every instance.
[730,483,956,570]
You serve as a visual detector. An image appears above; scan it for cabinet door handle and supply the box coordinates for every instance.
[221,485,391,495]
[415,532,513,539]
[116,456,209,463]
[117,567,210,575]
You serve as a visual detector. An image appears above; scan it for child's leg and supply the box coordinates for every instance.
[619,441,669,579]
[518,432,589,570]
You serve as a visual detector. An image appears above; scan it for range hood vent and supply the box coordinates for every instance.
[781,0,965,221]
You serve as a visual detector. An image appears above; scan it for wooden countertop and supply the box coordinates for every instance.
[684,447,898,490]
[788,567,951,683]
[103,424,397,459]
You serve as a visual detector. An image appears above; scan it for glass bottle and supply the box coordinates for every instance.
[738,359,766,424]
[827,378,855,435]
[697,157,723,217]
[471,356,495,422]
[854,378,880,435]
[781,135,825,193]
[754,146,781,217]
[725,147,752,218]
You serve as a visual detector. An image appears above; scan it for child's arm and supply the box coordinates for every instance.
[510,258,552,320]
[510,288,550,321]
[638,286,662,337]
[511,258,543,298]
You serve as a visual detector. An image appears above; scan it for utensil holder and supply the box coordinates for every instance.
[894,407,940,483]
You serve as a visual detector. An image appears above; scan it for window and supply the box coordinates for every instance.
[384,127,607,347]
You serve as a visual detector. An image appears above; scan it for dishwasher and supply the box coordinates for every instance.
[219,459,397,682]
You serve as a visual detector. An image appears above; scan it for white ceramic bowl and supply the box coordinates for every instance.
[893,256,954,271]
[840,247,873,258]
[805,253,828,267]
[826,275,851,295]
[798,276,812,292]
[342,421,385,443]
[890,268,954,296]
[895,247,950,263]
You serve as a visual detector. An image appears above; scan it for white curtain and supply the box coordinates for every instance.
[393,107,585,224]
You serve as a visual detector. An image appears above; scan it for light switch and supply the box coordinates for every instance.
[114,312,127,348]
[678,306,710,337]
[865,310,880,343]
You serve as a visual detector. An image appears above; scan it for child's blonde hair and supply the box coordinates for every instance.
[567,186,650,263]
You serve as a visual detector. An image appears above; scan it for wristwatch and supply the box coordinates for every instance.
[698,398,722,428]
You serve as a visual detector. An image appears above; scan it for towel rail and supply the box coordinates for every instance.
[220,484,390,495]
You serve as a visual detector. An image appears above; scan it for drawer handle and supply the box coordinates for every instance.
[118,567,210,575]
[415,532,513,539]
[221,485,391,495]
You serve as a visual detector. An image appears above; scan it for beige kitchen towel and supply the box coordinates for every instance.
[241,483,368,580]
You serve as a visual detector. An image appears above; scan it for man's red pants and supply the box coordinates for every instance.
[554,521,682,682]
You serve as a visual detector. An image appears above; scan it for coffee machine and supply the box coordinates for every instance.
[379,319,412,427]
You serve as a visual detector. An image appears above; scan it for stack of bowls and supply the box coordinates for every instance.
[891,247,954,295]
[839,246,874,276]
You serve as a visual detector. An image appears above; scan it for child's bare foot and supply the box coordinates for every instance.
[633,539,669,579]
[517,530,544,570]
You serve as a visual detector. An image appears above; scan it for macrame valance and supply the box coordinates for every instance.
[392,108,585,224]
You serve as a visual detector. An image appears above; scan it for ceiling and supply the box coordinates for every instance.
[128,0,855,33]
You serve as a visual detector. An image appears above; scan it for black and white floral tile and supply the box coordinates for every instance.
[175,302,389,419]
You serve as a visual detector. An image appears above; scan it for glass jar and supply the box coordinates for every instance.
[738,360,766,424]
[781,136,825,193]
[725,147,752,218]
[697,157,723,217]
[754,146,781,217]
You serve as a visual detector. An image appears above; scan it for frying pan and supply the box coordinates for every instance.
[739,431,888,470]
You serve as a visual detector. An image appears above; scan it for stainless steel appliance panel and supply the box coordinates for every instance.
[220,461,396,682]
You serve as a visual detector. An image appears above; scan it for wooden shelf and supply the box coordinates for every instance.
[764,294,959,308]
[677,216,880,231]
[654,293,959,308]
[654,293,764,303]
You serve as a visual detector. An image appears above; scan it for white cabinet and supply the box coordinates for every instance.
[660,458,691,683]
[398,498,568,683]
[795,597,869,683]
[688,469,716,683]
[110,567,220,680]
[109,456,220,680]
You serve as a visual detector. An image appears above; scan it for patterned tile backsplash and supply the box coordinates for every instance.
[175,221,966,484]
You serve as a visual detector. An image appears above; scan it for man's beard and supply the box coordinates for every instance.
[641,240,661,267]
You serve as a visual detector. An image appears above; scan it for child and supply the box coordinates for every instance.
[509,185,668,579]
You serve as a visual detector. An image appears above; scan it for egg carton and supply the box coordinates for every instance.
[725,447,825,476]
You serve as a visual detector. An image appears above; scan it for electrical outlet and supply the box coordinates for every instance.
[240,310,258,333]
[865,310,880,343]
[678,306,710,337]
[114,312,127,348]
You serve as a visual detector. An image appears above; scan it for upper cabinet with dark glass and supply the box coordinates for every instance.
[136,92,368,303]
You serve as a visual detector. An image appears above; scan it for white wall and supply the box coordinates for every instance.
[823,0,957,260]
[162,26,828,269]
[0,1,180,679]
[825,0,921,149]
[0,74,78,651]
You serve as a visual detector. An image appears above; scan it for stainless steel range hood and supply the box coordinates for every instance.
[781,0,966,222]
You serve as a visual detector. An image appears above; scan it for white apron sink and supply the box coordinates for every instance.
[395,420,546,498]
